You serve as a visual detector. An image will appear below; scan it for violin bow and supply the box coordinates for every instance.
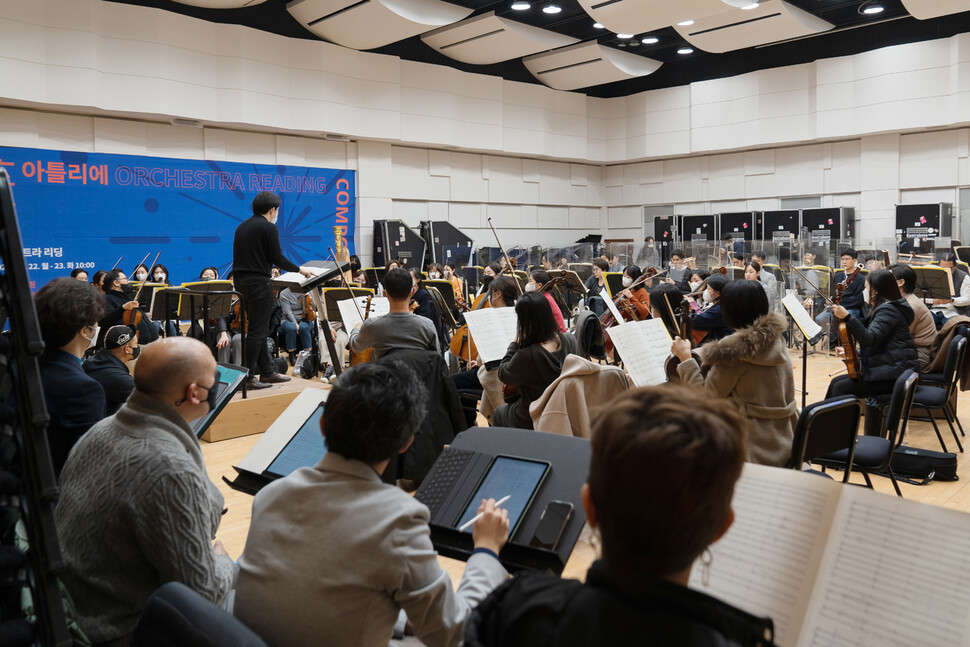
[486,217,523,295]
[328,246,367,324]
[790,265,835,307]
[132,251,160,303]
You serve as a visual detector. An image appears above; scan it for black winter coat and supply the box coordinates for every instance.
[845,298,919,383]
[464,560,776,647]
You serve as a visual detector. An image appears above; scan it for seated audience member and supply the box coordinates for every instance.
[98,268,159,346]
[691,274,733,344]
[277,286,313,364]
[349,267,438,361]
[671,280,796,466]
[83,324,138,416]
[56,337,234,645]
[494,292,578,430]
[34,278,106,476]
[890,263,937,369]
[527,269,567,332]
[70,268,88,282]
[465,385,774,647]
[235,363,509,647]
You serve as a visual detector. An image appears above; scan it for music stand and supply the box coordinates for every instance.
[912,266,956,301]
[603,272,624,298]
[548,270,587,297]
[424,279,456,311]
[132,281,166,311]
[461,266,483,293]
[363,267,386,290]
[954,246,970,265]
[427,287,457,330]
[726,266,745,280]
[568,263,593,282]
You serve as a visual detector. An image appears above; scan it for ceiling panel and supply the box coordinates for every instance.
[422,11,578,65]
[170,0,268,7]
[901,0,970,20]
[677,0,834,54]
[577,0,730,34]
[524,41,662,90]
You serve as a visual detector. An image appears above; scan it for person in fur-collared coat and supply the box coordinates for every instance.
[671,280,797,467]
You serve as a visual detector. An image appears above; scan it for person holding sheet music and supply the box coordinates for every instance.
[465,385,775,647]
[825,270,918,435]
[493,292,577,430]
[930,252,970,320]
[348,268,438,362]
[671,280,797,467]
[890,264,937,370]
[232,191,314,389]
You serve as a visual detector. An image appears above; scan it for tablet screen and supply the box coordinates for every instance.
[266,403,327,477]
[455,456,550,539]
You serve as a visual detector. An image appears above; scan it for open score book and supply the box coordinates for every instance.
[689,463,970,646]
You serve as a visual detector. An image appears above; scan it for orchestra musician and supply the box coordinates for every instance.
[232,191,314,389]
[817,249,865,347]
[615,265,650,321]
[493,292,578,430]
[91,269,107,293]
[690,275,732,344]
[526,269,567,332]
[670,280,797,467]
[890,264,937,370]
[665,250,691,292]
[477,262,502,297]
[97,269,159,347]
[931,252,970,321]
[583,258,610,317]
[348,268,438,361]
[70,268,88,282]
[426,262,444,280]
[825,269,918,435]
[132,264,150,283]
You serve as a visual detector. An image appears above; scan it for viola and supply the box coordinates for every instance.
[664,297,702,382]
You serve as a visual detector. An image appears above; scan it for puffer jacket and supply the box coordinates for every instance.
[844,299,918,383]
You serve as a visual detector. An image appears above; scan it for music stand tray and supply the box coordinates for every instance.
[322,287,376,323]
[132,282,166,311]
[272,261,350,293]
[913,266,956,301]
[174,282,236,321]
[424,279,456,311]
[603,272,624,298]
[549,270,587,296]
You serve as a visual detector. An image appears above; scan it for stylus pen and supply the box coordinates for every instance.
[458,495,511,532]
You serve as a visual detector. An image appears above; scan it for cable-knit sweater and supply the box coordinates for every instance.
[55,389,234,645]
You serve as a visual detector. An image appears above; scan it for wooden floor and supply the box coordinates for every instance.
[200,350,970,588]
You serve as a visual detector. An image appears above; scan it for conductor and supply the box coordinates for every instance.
[233,191,313,389]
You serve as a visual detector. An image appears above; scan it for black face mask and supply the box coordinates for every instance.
[482,275,493,289]
[206,369,221,411]
[121,282,135,297]
[130,346,141,361]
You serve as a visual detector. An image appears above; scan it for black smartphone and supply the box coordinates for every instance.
[529,500,573,551]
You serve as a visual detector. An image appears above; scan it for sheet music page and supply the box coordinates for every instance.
[688,464,841,646]
[604,292,625,323]
[299,265,324,277]
[606,319,672,387]
[276,272,306,288]
[337,297,389,329]
[798,487,970,646]
[463,308,519,363]
[782,293,823,341]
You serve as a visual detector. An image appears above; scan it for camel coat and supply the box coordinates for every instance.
[528,354,630,437]
[677,313,797,467]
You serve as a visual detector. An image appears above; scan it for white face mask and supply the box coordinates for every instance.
[154,273,166,282]
[429,272,440,279]
[135,272,147,281]
[689,281,700,291]
[270,209,278,225]
[525,282,537,293]
[703,290,714,304]
[863,288,870,304]
[622,276,633,288]
[80,326,96,344]
[444,270,452,278]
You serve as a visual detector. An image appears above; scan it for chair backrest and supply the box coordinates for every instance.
[942,336,968,399]
[787,396,862,479]
[884,369,919,448]
[133,582,269,647]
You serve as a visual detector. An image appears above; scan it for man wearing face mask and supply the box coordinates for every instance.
[233,191,314,389]
[34,277,107,477]
[83,324,139,415]
[97,268,159,347]
[55,337,235,645]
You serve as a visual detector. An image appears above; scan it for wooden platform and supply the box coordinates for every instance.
[201,349,970,589]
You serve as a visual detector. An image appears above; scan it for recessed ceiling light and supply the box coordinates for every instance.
[678,47,694,54]
[860,1,884,14]
[677,19,694,26]
[741,2,759,9]
[641,36,659,44]
[542,3,561,13]
[511,1,530,9]
[593,22,604,28]
[616,33,634,39]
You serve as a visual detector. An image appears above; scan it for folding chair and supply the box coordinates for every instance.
[911,336,967,453]
[816,370,918,497]
[786,396,863,483]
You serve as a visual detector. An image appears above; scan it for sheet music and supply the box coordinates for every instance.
[463,308,519,364]
[689,464,840,646]
[799,488,970,646]
[782,293,823,341]
[337,297,389,329]
[606,319,672,387]
[604,292,625,323]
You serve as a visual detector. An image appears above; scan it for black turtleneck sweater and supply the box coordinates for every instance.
[233,215,301,278]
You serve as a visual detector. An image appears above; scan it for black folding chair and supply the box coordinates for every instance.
[911,336,967,453]
[786,396,862,483]
[816,370,918,497]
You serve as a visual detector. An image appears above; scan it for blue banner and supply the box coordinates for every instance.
[0,146,356,290]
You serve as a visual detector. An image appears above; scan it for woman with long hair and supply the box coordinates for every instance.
[493,292,577,429]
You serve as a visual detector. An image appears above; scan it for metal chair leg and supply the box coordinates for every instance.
[949,402,966,438]
[943,407,964,452]
[885,465,903,497]
[924,407,949,453]
[858,468,874,490]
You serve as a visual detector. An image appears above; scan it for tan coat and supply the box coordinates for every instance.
[677,313,797,467]
[529,354,630,437]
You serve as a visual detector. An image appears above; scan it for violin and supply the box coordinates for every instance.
[349,296,375,366]
[835,264,863,379]
[302,293,317,323]
[664,297,702,382]
[123,251,160,338]
[232,297,248,334]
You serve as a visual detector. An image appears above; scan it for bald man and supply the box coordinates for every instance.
[55,337,234,645]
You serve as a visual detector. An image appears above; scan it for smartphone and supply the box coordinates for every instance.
[529,500,573,551]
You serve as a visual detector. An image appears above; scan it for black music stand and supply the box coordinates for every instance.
[912,266,956,301]
[132,281,167,312]
[424,279,456,311]
[603,271,624,298]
